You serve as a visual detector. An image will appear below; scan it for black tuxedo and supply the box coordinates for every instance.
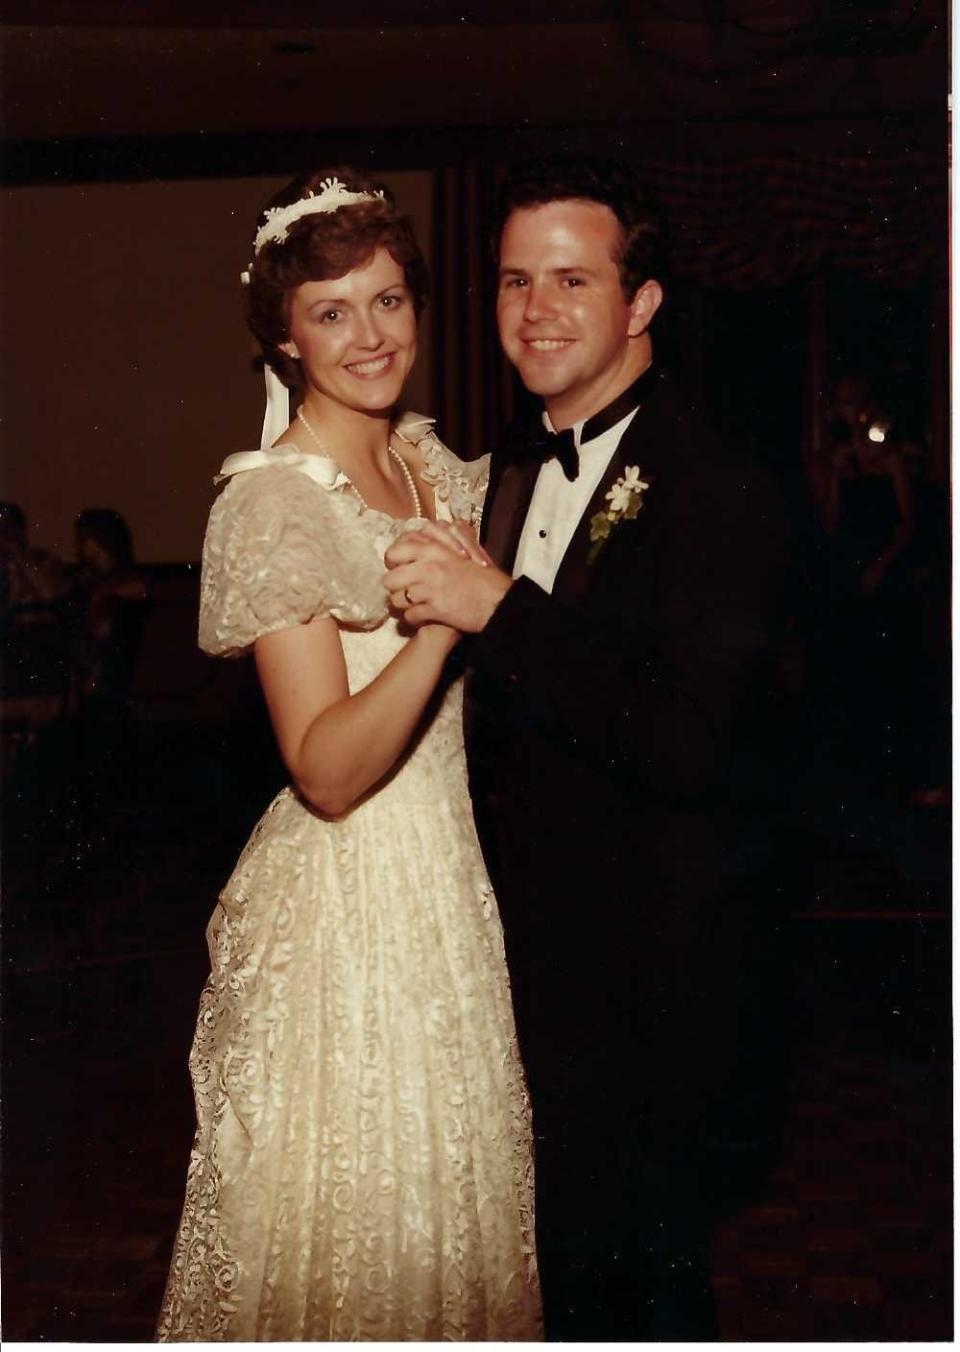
[464,368,788,1339]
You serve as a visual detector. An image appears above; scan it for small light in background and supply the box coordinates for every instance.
[867,423,888,443]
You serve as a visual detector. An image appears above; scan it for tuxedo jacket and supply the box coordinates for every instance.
[463,368,788,1145]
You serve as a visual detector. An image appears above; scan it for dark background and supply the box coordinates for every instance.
[2,2,951,1341]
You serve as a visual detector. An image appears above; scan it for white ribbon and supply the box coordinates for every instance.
[260,364,291,450]
[214,446,346,489]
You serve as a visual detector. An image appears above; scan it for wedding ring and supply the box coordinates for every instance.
[404,587,414,605]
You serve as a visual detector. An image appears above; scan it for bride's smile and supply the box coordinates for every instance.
[344,351,396,378]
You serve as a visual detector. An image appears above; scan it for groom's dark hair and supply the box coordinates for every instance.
[492,156,668,303]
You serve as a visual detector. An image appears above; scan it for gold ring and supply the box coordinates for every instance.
[404,587,414,605]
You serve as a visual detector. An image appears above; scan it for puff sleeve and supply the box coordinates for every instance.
[198,465,389,657]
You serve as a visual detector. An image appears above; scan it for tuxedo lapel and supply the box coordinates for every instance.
[482,454,541,573]
[552,412,652,605]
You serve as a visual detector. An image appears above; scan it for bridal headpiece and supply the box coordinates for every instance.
[241,176,386,450]
[240,177,385,284]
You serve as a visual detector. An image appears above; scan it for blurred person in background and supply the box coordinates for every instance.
[0,501,64,617]
[809,376,916,782]
[67,507,149,718]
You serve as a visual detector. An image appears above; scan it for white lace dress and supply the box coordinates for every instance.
[157,414,541,1342]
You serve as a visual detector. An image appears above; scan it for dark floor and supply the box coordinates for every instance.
[1,716,952,1342]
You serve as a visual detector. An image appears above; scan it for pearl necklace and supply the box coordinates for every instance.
[297,407,422,518]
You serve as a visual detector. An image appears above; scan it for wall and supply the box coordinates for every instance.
[1,171,434,561]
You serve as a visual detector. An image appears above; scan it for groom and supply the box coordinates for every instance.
[385,158,787,1340]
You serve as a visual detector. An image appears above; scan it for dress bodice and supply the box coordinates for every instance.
[339,613,470,810]
[198,413,488,811]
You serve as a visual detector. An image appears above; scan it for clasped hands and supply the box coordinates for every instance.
[383,521,512,633]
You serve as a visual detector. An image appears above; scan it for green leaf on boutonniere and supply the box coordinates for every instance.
[586,466,651,564]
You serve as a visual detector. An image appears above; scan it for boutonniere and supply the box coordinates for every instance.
[587,466,651,563]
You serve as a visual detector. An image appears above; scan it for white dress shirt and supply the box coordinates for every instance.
[513,407,639,593]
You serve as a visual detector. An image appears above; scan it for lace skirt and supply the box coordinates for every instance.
[156,789,541,1341]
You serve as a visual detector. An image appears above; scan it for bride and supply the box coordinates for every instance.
[156,169,541,1341]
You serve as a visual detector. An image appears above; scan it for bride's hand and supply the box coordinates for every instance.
[404,519,494,568]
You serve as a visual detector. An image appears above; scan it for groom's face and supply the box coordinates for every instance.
[496,199,643,426]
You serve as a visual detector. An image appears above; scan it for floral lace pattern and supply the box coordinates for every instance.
[158,431,539,1341]
[413,431,489,530]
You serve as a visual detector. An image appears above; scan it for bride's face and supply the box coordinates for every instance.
[282,248,417,415]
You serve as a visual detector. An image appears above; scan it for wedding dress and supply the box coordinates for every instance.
[157,414,540,1341]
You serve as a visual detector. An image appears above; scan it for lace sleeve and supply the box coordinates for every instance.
[198,465,388,657]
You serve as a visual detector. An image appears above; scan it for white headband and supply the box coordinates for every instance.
[243,177,385,448]
[240,176,385,284]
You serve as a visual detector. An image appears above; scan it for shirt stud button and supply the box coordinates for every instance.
[538,528,547,538]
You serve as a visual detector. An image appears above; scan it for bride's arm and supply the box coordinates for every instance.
[255,617,458,815]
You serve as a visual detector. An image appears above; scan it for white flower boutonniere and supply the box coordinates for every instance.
[587,466,651,563]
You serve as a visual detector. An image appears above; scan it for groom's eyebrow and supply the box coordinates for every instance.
[499,265,598,280]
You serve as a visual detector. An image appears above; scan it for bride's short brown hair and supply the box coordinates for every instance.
[245,168,429,390]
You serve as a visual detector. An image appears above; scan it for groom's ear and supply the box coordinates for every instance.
[627,280,663,338]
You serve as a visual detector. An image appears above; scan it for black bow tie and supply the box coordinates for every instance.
[526,366,657,484]
[532,426,579,481]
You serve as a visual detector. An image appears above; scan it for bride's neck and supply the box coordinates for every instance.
[298,394,394,475]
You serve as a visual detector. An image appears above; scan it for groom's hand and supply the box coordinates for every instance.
[408,519,495,568]
[384,523,513,632]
